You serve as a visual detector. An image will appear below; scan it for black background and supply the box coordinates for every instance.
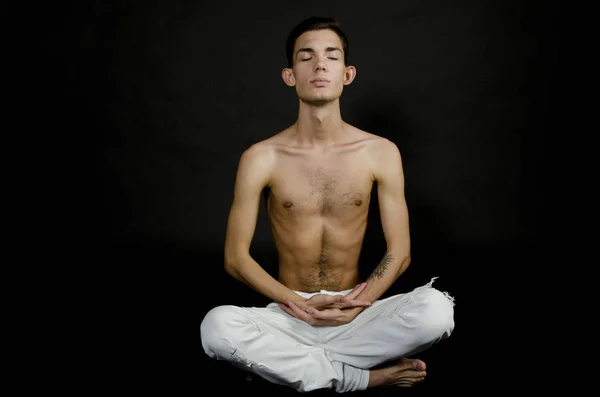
[21,0,573,394]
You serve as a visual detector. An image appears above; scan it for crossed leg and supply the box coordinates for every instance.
[200,281,455,392]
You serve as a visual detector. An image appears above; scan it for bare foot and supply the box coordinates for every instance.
[368,357,427,388]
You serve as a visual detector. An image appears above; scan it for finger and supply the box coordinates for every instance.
[278,303,298,318]
[320,298,370,310]
[348,282,367,299]
[343,282,367,301]
[343,299,372,307]
[307,307,342,320]
[309,294,344,310]
[344,283,363,300]
[321,294,344,306]
[287,301,315,324]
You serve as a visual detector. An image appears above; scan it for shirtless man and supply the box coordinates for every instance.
[200,16,455,393]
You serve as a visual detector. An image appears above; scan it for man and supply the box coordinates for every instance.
[200,16,455,393]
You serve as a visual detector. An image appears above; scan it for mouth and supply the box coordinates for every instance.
[310,78,330,86]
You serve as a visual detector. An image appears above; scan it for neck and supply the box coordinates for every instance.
[293,98,345,148]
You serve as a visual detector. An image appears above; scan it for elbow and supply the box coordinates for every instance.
[395,253,411,275]
[402,254,411,271]
[224,250,245,276]
[224,262,237,278]
[224,256,237,276]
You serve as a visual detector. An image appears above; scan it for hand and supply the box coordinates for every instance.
[278,282,371,326]
[279,301,362,326]
[304,282,371,310]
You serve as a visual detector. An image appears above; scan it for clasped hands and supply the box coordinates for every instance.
[278,282,371,326]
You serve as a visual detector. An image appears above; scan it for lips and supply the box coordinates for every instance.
[311,78,330,86]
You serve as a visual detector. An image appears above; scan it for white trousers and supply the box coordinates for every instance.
[200,278,455,393]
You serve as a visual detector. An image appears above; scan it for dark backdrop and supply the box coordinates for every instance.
[25,0,572,394]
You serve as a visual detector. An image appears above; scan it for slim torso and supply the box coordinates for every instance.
[265,128,377,292]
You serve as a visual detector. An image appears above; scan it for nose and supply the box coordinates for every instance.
[314,58,327,72]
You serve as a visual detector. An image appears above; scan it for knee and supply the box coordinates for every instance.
[200,305,244,358]
[417,288,455,340]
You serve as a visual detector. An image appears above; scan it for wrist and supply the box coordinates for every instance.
[349,306,365,317]
[284,292,307,305]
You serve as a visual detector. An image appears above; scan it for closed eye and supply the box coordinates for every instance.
[300,57,338,61]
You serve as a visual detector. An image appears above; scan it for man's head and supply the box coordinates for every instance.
[282,16,356,106]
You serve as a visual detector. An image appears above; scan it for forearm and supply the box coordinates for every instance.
[357,250,411,304]
[225,253,305,304]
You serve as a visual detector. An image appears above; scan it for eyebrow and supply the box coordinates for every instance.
[296,47,342,56]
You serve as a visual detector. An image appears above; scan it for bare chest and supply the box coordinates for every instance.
[268,158,374,215]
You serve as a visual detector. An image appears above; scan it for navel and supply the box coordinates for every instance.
[283,201,294,209]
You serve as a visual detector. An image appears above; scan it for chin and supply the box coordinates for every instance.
[299,93,340,106]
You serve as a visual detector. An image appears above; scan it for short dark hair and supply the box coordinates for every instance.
[286,16,349,68]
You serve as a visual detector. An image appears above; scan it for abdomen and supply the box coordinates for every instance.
[271,215,367,292]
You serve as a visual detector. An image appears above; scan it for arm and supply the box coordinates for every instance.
[355,139,411,305]
[223,144,306,305]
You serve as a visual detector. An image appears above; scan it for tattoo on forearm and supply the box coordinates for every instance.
[368,252,394,281]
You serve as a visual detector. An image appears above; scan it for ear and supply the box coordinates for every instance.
[281,68,296,87]
[343,65,357,86]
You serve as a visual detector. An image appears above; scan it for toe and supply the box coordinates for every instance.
[413,359,426,371]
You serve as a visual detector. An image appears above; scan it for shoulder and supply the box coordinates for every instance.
[236,130,293,183]
[240,140,274,164]
[347,125,402,164]
[369,136,402,163]
[349,128,403,179]
[238,133,284,167]
[239,125,298,164]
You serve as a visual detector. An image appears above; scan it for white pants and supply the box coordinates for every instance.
[200,278,455,393]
